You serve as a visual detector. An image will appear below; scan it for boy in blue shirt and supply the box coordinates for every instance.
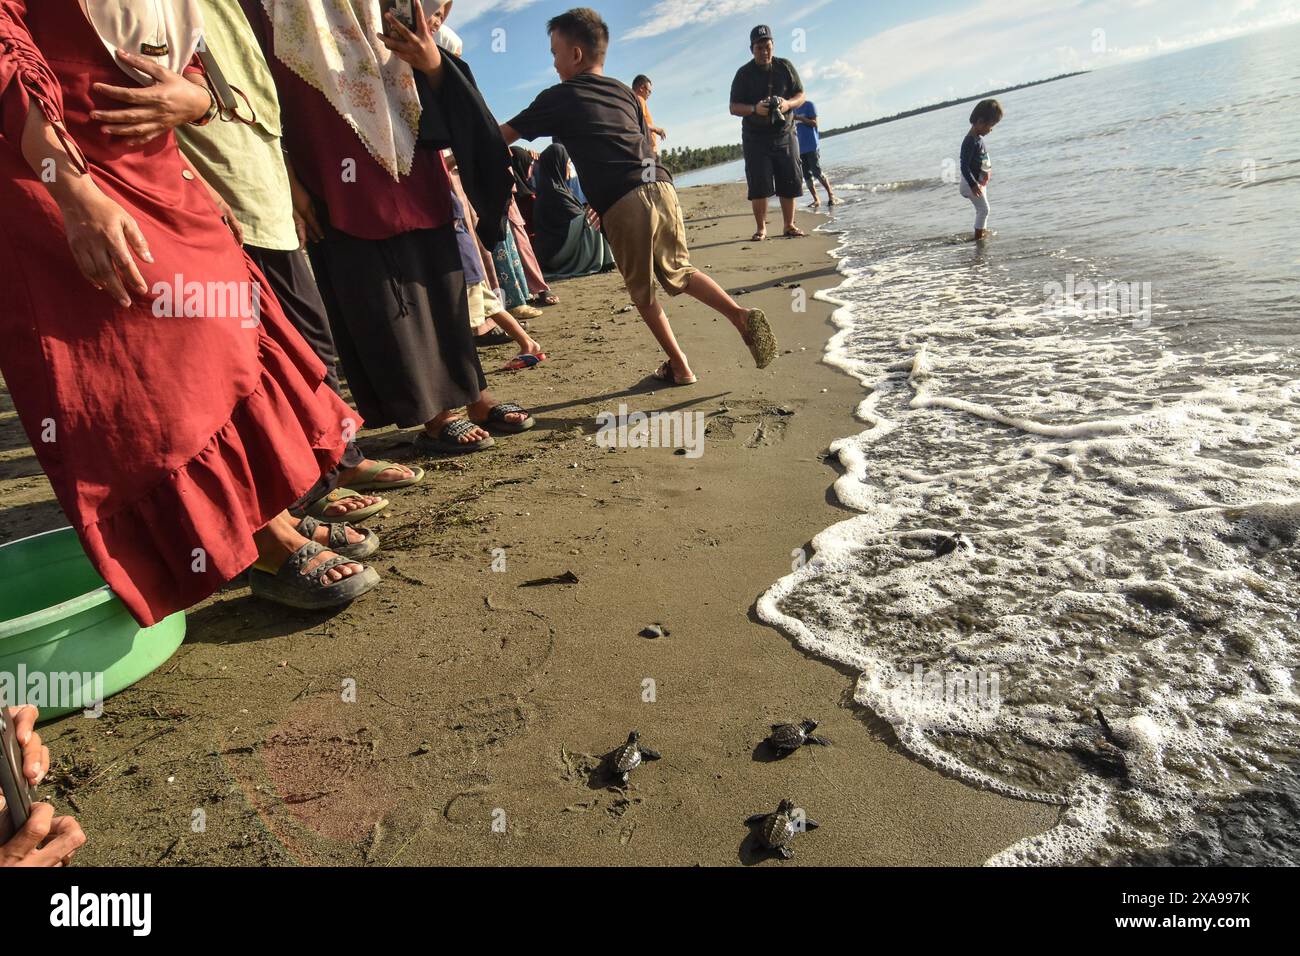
[959,99,1002,240]
[793,100,835,208]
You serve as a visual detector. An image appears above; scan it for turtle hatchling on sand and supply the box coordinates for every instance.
[934,532,974,557]
[765,719,830,754]
[609,730,661,785]
[745,799,820,859]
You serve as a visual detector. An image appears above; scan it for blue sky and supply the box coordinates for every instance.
[446,0,1300,149]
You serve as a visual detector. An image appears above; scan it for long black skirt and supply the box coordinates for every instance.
[309,223,486,429]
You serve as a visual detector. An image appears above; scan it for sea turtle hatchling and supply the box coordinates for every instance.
[608,730,661,785]
[765,719,830,754]
[745,799,820,859]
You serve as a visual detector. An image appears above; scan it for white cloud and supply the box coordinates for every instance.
[446,0,542,28]
[623,0,774,41]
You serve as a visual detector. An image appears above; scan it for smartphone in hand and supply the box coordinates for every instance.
[0,707,35,842]
[381,0,416,32]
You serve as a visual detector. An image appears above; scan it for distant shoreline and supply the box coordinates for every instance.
[662,71,1089,177]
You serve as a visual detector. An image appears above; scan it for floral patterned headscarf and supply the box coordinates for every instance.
[259,0,421,180]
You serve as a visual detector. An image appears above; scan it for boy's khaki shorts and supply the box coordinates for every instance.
[602,181,697,308]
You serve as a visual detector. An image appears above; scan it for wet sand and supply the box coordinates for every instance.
[0,183,1056,865]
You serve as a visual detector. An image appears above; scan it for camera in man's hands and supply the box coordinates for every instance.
[765,96,784,125]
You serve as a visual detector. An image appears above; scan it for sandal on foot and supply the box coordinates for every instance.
[475,328,513,348]
[742,309,779,369]
[414,419,496,455]
[783,226,807,238]
[651,360,697,386]
[297,514,380,561]
[534,291,559,307]
[346,459,425,492]
[473,401,535,434]
[501,352,546,371]
[303,488,389,522]
[751,231,767,241]
[249,541,380,610]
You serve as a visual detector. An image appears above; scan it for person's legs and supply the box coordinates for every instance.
[246,245,408,516]
[751,197,769,239]
[743,136,776,239]
[780,196,799,233]
[801,151,820,206]
[647,182,771,367]
[681,270,749,330]
[773,134,805,235]
[973,189,991,238]
[819,174,836,204]
[488,308,543,356]
[635,300,693,380]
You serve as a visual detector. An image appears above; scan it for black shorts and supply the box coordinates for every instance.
[801,149,822,181]
[742,131,804,200]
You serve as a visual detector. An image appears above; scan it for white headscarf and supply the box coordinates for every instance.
[77,0,205,83]
[259,0,422,180]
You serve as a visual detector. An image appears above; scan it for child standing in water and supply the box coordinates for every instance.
[959,99,1002,240]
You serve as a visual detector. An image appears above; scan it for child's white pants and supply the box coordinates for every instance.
[959,180,990,230]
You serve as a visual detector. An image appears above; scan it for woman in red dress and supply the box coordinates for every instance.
[0,0,382,624]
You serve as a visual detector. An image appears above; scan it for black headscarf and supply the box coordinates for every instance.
[533,144,585,264]
[510,146,536,198]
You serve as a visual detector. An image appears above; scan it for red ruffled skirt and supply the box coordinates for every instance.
[0,7,357,626]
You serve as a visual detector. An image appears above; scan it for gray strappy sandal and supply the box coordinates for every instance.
[297,514,380,561]
[472,401,535,434]
[248,541,381,610]
[414,418,495,455]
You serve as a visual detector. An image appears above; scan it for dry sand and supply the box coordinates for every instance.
[0,183,1056,865]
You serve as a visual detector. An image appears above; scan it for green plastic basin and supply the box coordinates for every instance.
[0,527,185,721]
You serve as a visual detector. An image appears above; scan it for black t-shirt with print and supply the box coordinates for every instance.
[507,73,672,217]
[730,57,803,139]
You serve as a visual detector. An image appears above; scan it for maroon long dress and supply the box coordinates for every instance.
[0,0,357,626]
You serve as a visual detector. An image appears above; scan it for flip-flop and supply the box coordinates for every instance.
[344,459,425,492]
[414,418,495,455]
[741,309,779,369]
[249,540,380,610]
[303,487,390,522]
[651,360,697,386]
[501,352,547,371]
[783,227,807,238]
[533,291,560,307]
[751,231,767,241]
[296,514,380,561]
[472,401,536,434]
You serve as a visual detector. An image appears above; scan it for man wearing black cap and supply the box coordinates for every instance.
[729,24,806,240]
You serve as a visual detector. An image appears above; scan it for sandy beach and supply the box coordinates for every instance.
[0,183,1056,866]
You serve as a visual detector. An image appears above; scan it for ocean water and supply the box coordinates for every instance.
[698,25,1300,865]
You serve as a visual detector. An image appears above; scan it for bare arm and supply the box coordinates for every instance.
[20,104,151,306]
[500,123,521,146]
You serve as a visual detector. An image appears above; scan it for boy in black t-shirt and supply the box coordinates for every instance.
[501,8,778,386]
